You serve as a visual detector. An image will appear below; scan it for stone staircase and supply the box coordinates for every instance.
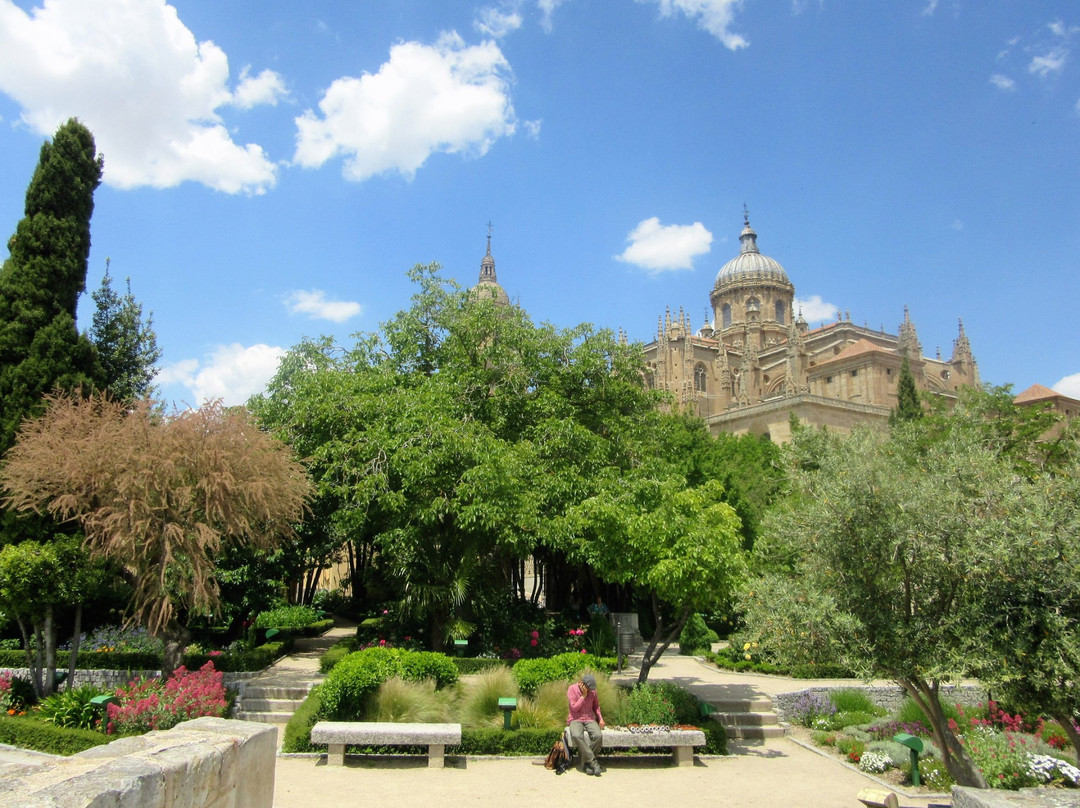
[233,669,321,723]
[709,695,785,740]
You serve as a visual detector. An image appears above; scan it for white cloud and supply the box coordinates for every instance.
[475,5,523,38]
[921,0,938,16]
[1054,373,1080,399]
[793,295,838,324]
[294,32,517,182]
[951,219,964,231]
[989,73,1016,90]
[523,119,542,138]
[645,0,748,50]
[232,66,288,110]
[0,0,281,194]
[537,0,569,33]
[615,217,712,273]
[157,343,286,407]
[284,289,362,323]
[1029,47,1068,77]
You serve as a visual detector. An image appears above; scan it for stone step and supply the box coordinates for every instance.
[714,711,780,728]
[238,698,307,713]
[708,697,774,713]
[723,723,786,740]
[233,710,294,724]
[242,684,317,700]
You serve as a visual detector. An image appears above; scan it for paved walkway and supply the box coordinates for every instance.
[272,638,947,808]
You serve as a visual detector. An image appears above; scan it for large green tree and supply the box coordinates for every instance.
[0,118,102,458]
[86,261,161,402]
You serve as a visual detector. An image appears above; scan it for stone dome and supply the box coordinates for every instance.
[713,220,790,291]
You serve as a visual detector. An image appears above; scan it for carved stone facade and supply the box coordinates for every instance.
[643,215,980,443]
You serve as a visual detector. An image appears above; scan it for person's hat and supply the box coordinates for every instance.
[582,674,597,690]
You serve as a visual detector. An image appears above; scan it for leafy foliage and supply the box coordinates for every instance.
[86,264,160,403]
[318,647,459,720]
[38,684,108,730]
[0,393,312,673]
[0,714,109,755]
[511,653,613,697]
[254,605,321,630]
[678,613,714,655]
[105,661,227,734]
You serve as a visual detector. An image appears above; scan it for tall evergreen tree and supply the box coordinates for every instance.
[87,260,161,402]
[0,118,103,457]
[890,355,922,424]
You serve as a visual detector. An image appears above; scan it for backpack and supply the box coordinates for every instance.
[544,739,570,774]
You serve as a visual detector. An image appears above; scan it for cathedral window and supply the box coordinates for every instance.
[694,365,707,393]
[722,304,732,328]
[775,301,786,324]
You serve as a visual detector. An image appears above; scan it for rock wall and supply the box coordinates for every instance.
[0,667,259,692]
[0,717,275,808]
[952,785,1080,808]
[774,684,989,721]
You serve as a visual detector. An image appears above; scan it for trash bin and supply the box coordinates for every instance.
[618,632,636,654]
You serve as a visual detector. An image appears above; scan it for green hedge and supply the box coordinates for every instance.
[281,686,323,753]
[511,653,616,696]
[0,715,110,756]
[0,639,292,674]
[451,658,513,674]
[319,638,359,674]
[319,647,459,721]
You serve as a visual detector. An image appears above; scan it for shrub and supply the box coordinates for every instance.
[789,662,856,679]
[825,710,878,731]
[867,740,913,768]
[624,682,677,726]
[69,625,163,654]
[859,751,892,773]
[456,727,560,755]
[369,677,454,723]
[835,735,866,763]
[511,653,612,697]
[319,638,359,674]
[916,756,954,790]
[458,666,520,729]
[867,718,932,741]
[788,691,837,728]
[585,614,616,656]
[829,689,881,715]
[678,614,713,655]
[812,730,838,747]
[255,605,320,630]
[399,651,459,689]
[106,661,227,734]
[319,647,458,720]
[0,714,109,755]
[39,684,108,730]
[451,658,513,675]
[958,726,1043,790]
[514,681,569,729]
[281,686,323,753]
[896,696,960,727]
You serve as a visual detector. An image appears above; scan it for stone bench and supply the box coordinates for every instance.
[310,721,462,768]
[598,728,707,767]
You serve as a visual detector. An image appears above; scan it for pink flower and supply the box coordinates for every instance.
[580,649,586,654]
[379,639,386,646]
[531,630,539,639]
[530,639,538,646]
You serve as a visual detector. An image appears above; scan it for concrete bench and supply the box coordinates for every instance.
[310,721,462,768]
[599,728,707,766]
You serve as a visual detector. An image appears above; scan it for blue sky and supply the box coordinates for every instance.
[0,0,1077,407]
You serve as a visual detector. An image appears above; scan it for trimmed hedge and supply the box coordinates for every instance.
[0,639,293,674]
[511,653,616,696]
[451,658,513,675]
[319,647,459,721]
[0,715,110,756]
[318,638,359,674]
[282,686,323,753]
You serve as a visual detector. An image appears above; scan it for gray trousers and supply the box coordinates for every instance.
[568,721,602,769]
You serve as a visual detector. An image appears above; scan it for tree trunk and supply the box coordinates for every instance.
[15,616,42,699]
[636,598,690,684]
[42,606,57,698]
[897,677,987,788]
[67,603,83,691]
[159,621,192,679]
[1052,710,1080,765]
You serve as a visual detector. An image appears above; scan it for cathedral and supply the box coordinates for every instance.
[471,215,985,444]
[641,213,979,442]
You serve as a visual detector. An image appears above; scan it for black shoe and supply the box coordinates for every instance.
[588,764,602,777]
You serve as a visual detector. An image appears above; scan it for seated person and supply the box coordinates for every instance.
[566,674,605,776]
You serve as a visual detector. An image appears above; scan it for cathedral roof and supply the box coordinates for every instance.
[1014,383,1066,404]
[714,214,791,291]
[814,339,898,367]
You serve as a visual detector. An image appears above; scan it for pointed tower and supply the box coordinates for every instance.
[896,305,922,359]
[949,318,979,386]
[470,223,510,306]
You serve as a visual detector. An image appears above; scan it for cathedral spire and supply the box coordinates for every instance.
[951,317,974,364]
[897,305,922,359]
[739,206,760,255]
[479,221,497,283]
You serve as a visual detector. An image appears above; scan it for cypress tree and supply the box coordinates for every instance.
[0,118,104,456]
[891,355,922,424]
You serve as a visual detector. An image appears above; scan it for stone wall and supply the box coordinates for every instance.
[0,667,259,693]
[0,717,275,808]
[773,684,989,722]
[952,785,1080,808]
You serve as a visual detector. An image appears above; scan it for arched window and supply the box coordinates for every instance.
[721,304,732,328]
[746,296,760,313]
[775,301,786,325]
[694,364,707,393]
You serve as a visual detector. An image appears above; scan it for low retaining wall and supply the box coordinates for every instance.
[953,785,1080,808]
[0,717,275,808]
[0,667,259,692]
[774,684,989,721]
